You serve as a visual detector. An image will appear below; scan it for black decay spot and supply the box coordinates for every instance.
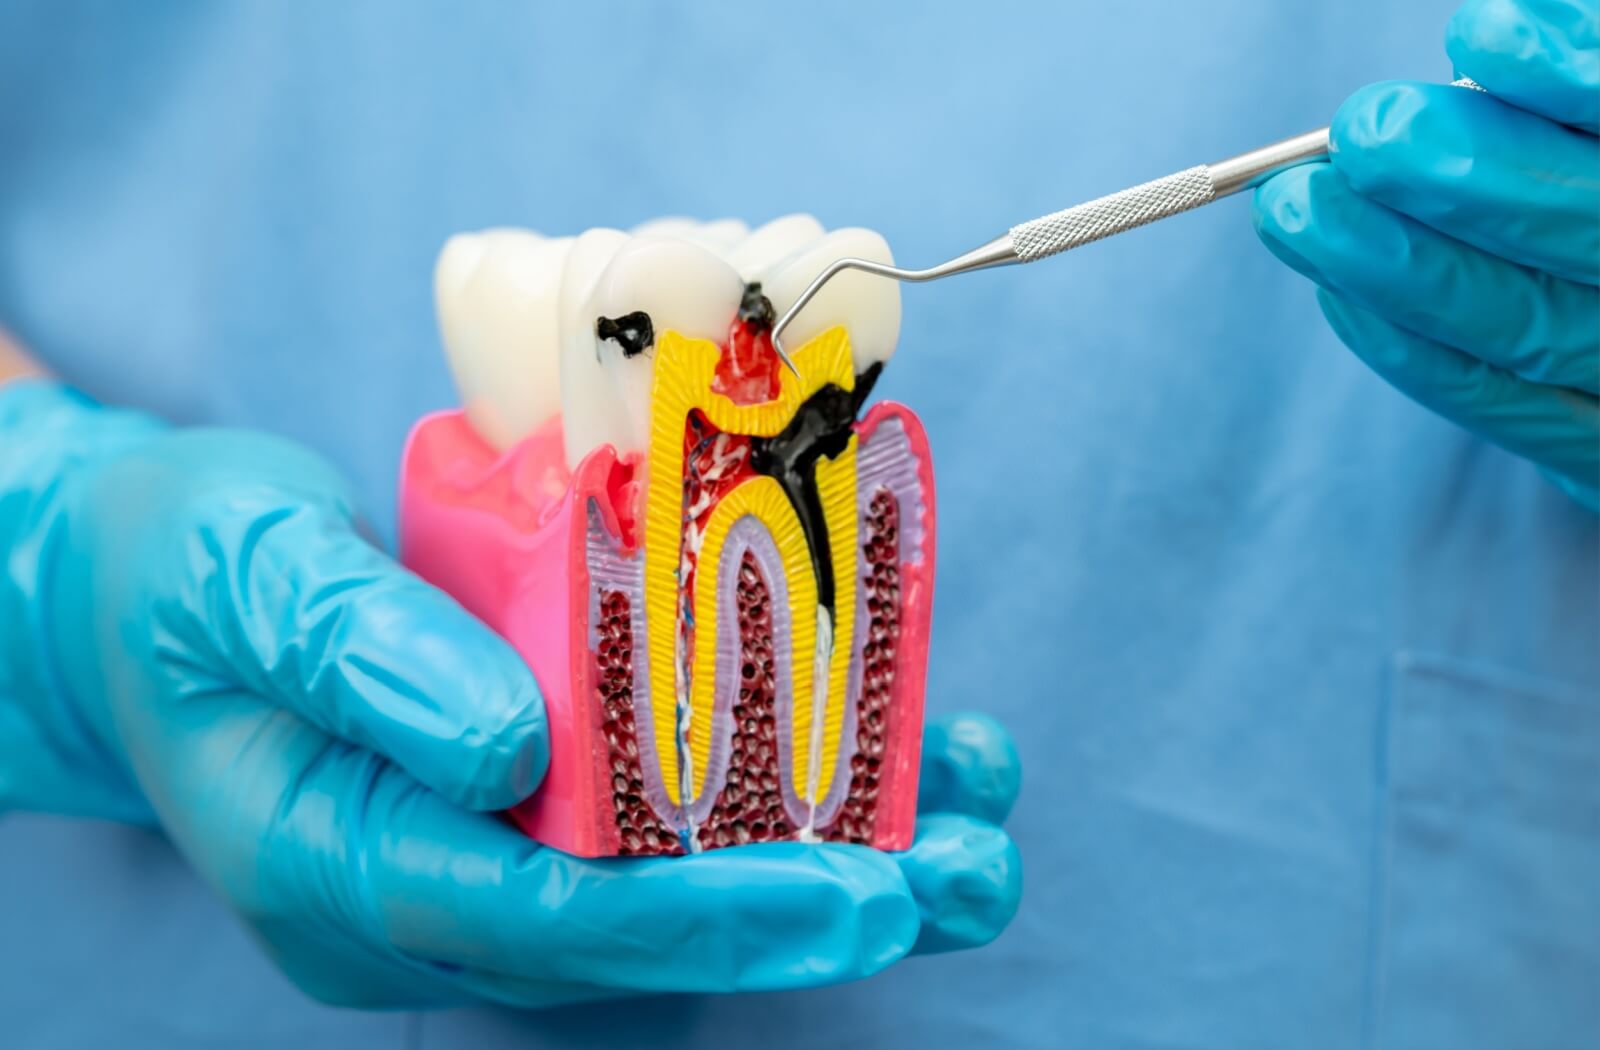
[596,311,654,359]
[739,283,776,330]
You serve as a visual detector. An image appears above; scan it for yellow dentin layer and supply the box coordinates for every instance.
[644,327,859,808]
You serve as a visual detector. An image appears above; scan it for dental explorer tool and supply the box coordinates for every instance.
[770,79,1482,373]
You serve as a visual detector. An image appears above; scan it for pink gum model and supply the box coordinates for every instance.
[398,404,935,857]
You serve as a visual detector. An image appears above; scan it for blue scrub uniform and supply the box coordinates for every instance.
[2,3,1595,1048]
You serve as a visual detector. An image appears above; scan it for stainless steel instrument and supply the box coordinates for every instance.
[770,79,1482,372]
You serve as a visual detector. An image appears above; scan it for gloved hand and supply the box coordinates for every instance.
[1253,0,1599,509]
[0,380,1022,1008]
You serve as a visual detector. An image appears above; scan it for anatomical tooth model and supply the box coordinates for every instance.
[400,216,935,857]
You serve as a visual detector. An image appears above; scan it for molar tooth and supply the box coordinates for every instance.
[693,218,752,251]
[587,236,744,456]
[729,214,825,281]
[764,228,902,371]
[557,227,632,468]
[434,228,572,451]
[630,217,750,255]
[630,216,699,239]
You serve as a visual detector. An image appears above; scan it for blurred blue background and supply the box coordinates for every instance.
[2,2,1596,1049]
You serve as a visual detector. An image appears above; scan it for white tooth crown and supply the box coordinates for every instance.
[434,229,572,452]
[585,237,745,458]
[631,217,750,253]
[764,228,902,371]
[558,228,631,466]
[729,213,824,280]
[432,217,903,466]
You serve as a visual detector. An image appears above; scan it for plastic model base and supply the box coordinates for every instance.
[399,328,934,857]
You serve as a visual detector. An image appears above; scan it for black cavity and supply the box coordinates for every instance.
[751,362,884,617]
[739,282,776,330]
[596,311,654,359]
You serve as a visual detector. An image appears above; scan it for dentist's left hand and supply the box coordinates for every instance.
[1,380,1021,1008]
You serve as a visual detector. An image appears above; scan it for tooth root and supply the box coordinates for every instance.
[434,229,572,451]
[729,214,825,282]
[764,228,902,371]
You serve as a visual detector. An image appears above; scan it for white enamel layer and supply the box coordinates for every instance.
[433,216,903,465]
[632,216,749,253]
[434,229,573,451]
[557,228,630,464]
[729,213,825,280]
[583,237,744,458]
[762,228,902,371]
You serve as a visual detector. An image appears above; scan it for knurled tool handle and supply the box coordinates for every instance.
[1008,78,1482,264]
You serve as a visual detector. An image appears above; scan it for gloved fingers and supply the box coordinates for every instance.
[917,711,1023,823]
[895,813,1023,956]
[134,440,552,812]
[1316,287,1600,496]
[1446,0,1600,133]
[362,777,920,994]
[1328,81,1599,286]
[125,688,651,1010]
[416,814,1028,1003]
[1254,163,1600,394]
[248,507,545,811]
[87,428,548,812]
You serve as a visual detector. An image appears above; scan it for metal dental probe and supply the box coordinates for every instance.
[769,78,1482,374]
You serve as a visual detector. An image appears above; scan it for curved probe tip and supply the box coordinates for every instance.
[774,340,801,376]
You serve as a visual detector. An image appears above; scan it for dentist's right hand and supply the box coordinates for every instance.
[1253,0,1598,509]
[0,378,1021,1008]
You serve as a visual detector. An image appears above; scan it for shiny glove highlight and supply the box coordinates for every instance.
[1254,0,1599,509]
[0,381,1021,1008]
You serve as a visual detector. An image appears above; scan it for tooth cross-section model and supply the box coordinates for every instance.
[399,216,935,857]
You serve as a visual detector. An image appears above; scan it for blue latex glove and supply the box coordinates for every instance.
[1253,0,1599,509]
[0,380,1022,1008]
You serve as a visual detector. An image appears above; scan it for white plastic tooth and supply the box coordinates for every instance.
[690,218,750,252]
[728,213,825,282]
[434,229,573,452]
[629,217,749,255]
[586,236,744,456]
[764,227,902,372]
[630,216,700,240]
[557,228,633,469]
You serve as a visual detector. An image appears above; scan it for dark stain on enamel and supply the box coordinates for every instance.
[596,311,654,359]
[738,282,776,329]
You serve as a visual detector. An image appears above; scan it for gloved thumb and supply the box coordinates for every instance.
[76,429,550,811]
